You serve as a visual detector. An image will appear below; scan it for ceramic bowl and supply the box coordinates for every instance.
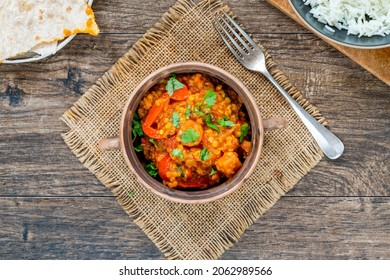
[289,0,390,49]
[98,62,285,204]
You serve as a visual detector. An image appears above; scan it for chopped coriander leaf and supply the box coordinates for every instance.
[178,166,184,178]
[204,90,216,108]
[218,116,235,127]
[210,167,217,176]
[239,123,249,143]
[181,129,199,143]
[185,104,191,119]
[166,74,185,96]
[170,111,180,128]
[134,144,143,152]
[171,148,184,158]
[205,114,220,133]
[133,112,140,121]
[132,118,143,140]
[200,148,210,161]
[129,191,135,198]
[194,106,205,116]
[149,138,157,147]
[145,162,158,178]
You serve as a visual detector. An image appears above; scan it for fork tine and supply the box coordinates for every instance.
[222,12,259,50]
[212,19,245,61]
[217,14,251,52]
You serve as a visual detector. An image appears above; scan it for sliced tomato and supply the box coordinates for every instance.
[170,85,190,101]
[142,93,170,139]
[157,154,176,181]
[177,176,210,188]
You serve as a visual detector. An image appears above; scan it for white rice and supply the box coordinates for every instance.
[303,0,390,37]
[325,24,335,33]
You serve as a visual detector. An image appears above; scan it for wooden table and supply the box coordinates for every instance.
[1,0,389,259]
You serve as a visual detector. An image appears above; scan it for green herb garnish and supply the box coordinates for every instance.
[166,74,184,96]
[181,129,199,144]
[205,114,220,133]
[134,144,143,152]
[239,123,249,143]
[204,90,216,108]
[178,166,185,178]
[200,148,210,161]
[170,111,180,128]
[132,113,144,140]
[129,191,135,198]
[171,148,184,159]
[194,106,205,116]
[210,167,217,176]
[218,116,235,127]
[145,162,158,177]
[149,138,157,147]
[185,104,191,119]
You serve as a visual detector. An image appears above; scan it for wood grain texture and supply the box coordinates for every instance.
[0,197,389,259]
[0,197,162,259]
[222,197,390,259]
[266,0,390,86]
[0,0,389,259]
[92,0,306,34]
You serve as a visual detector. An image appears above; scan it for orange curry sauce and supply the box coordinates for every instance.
[136,73,251,189]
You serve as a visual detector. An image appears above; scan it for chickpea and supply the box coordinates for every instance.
[178,120,203,147]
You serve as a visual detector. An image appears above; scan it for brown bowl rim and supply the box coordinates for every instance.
[119,62,264,204]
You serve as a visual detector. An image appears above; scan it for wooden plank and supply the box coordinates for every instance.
[266,0,390,86]
[0,197,389,259]
[91,0,307,35]
[223,196,390,259]
[0,197,163,259]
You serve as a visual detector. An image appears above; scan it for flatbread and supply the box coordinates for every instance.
[0,0,99,61]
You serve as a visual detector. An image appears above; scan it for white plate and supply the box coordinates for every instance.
[3,0,95,64]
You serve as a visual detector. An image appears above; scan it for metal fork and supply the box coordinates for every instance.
[213,12,344,160]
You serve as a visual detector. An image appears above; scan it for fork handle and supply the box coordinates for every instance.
[262,70,344,159]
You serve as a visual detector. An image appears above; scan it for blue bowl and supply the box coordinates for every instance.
[289,0,390,49]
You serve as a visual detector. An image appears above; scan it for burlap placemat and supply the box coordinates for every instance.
[61,0,326,259]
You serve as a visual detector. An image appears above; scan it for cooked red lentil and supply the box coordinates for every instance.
[135,73,251,189]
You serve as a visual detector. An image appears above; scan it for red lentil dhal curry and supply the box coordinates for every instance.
[132,73,251,189]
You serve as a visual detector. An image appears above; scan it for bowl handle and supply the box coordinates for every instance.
[262,117,287,131]
[98,136,120,151]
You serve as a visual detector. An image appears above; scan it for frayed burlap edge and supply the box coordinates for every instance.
[61,0,325,259]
